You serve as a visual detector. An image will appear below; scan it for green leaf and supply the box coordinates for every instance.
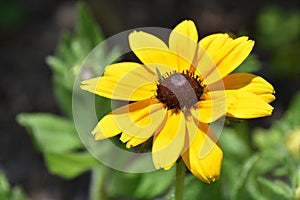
[246,175,270,200]
[0,172,9,198]
[52,79,73,117]
[253,92,300,152]
[16,113,82,153]
[106,168,174,199]
[256,6,284,48]
[106,171,140,198]
[45,152,97,179]
[232,154,260,199]
[46,2,121,119]
[0,171,27,200]
[257,6,300,49]
[11,188,27,200]
[256,6,300,78]
[134,168,175,199]
[75,3,103,46]
[95,96,112,120]
[253,128,282,150]
[48,2,104,74]
[280,92,300,130]
[233,54,261,73]
[185,176,222,200]
[258,177,294,199]
[46,54,68,77]
[165,174,223,200]
[89,166,109,200]
[247,92,300,199]
[220,126,252,160]
[46,3,107,114]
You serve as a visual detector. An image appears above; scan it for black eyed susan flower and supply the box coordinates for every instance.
[81,20,275,183]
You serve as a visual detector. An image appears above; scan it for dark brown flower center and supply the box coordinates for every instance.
[156,71,205,111]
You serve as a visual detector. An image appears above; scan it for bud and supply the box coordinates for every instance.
[296,184,300,200]
[285,129,300,157]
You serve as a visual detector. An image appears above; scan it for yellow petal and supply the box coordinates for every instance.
[129,31,178,71]
[115,99,167,135]
[225,90,274,118]
[121,133,150,148]
[116,102,167,148]
[81,62,157,101]
[163,160,177,170]
[223,73,275,103]
[191,45,216,78]
[208,73,275,103]
[152,111,186,169]
[92,114,121,140]
[199,34,254,84]
[182,113,199,153]
[196,34,228,79]
[92,99,167,143]
[169,20,198,72]
[191,91,235,123]
[182,122,223,183]
[200,33,231,56]
[258,94,276,103]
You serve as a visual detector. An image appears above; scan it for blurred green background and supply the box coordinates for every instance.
[1,0,300,199]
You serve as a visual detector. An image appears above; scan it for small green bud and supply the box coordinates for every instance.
[285,129,300,157]
[295,184,300,200]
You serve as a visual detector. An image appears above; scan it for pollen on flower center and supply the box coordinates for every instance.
[156,71,205,111]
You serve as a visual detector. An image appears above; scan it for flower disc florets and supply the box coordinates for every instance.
[156,70,205,111]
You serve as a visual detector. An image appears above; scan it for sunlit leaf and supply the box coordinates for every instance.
[106,171,140,198]
[233,54,261,73]
[17,113,82,153]
[258,177,294,200]
[232,154,260,199]
[134,168,174,199]
[45,152,97,179]
[0,171,27,200]
[164,174,223,200]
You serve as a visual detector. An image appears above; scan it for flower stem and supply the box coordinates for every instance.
[89,166,107,200]
[175,158,186,200]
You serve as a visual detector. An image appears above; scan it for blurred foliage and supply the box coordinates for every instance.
[105,169,175,199]
[0,171,27,200]
[46,3,104,117]
[46,3,119,117]
[233,54,261,73]
[16,111,98,180]
[0,1,24,31]
[256,6,300,78]
[16,3,106,180]
[16,2,300,200]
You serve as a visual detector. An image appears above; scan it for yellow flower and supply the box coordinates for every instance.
[81,20,275,183]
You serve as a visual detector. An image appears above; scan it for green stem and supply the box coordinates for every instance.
[175,158,186,200]
[89,166,107,200]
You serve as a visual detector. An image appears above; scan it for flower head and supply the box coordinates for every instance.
[81,20,275,183]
